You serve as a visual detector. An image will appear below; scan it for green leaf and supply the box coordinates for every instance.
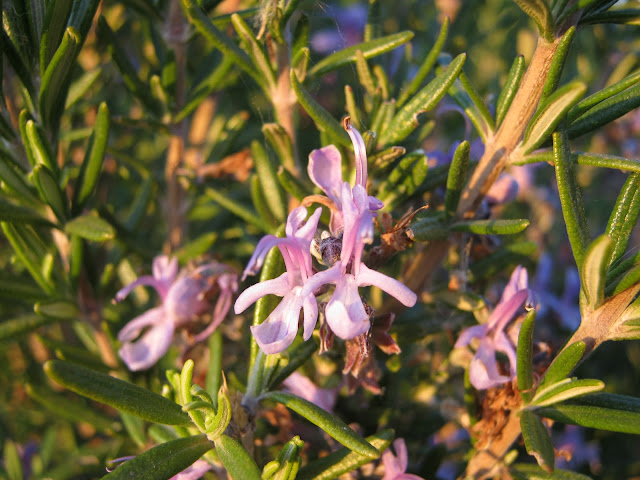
[261,391,380,459]
[513,0,554,41]
[539,341,586,389]
[67,0,100,42]
[40,0,73,71]
[521,81,586,154]
[180,0,260,85]
[97,18,161,116]
[531,378,605,408]
[580,235,612,310]
[308,31,413,78]
[535,393,640,434]
[1,222,55,294]
[604,173,640,269]
[607,262,640,297]
[3,439,23,480]
[510,463,593,479]
[34,300,79,319]
[175,233,218,264]
[231,13,276,93]
[567,82,640,139]
[65,67,102,109]
[121,411,146,448]
[251,175,279,228]
[39,27,81,133]
[407,221,448,242]
[520,410,555,473]
[568,69,640,123]
[277,166,312,201]
[449,218,530,235]
[102,435,214,480]
[30,165,67,222]
[0,154,40,205]
[205,187,273,233]
[581,8,640,25]
[214,434,262,480]
[290,69,350,147]
[496,55,526,126]
[379,53,465,147]
[370,146,406,173]
[553,131,589,269]
[575,152,640,172]
[25,383,118,433]
[72,102,110,214]
[45,360,192,425]
[448,71,494,141]
[176,58,234,122]
[517,310,537,403]
[0,199,53,226]
[25,119,57,173]
[65,214,115,242]
[355,50,376,96]
[540,27,576,103]
[263,123,296,173]
[252,140,287,223]
[264,436,304,480]
[398,17,449,106]
[0,27,35,96]
[0,314,60,342]
[268,338,319,390]
[297,429,394,480]
[377,151,428,207]
[469,240,537,281]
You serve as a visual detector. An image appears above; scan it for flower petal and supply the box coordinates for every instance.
[118,306,167,342]
[241,235,283,280]
[355,264,417,307]
[488,289,530,333]
[469,339,511,390]
[500,265,528,304]
[114,275,167,303]
[454,324,488,348]
[118,308,175,371]
[302,294,318,340]
[234,273,290,314]
[325,274,370,339]
[308,145,344,206]
[153,256,178,284]
[250,288,304,354]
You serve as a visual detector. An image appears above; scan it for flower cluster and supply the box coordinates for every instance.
[235,120,417,354]
[115,256,238,371]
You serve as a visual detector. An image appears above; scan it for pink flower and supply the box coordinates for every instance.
[454,265,534,390]
[234,206,323,354]
[282,371,337,412]
[115,256,237,371]
[381,438,425,480]
[170,460,213,480]
[302,123,416,340]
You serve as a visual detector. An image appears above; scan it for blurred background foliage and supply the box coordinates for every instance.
[1,0,640,478]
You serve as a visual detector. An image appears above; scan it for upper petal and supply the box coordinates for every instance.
[242,235,283,280]
[114,275,167,303]
[234,273,291,314]
[153,256,178,283]
[308,145,344,206]
[488,289,530,333]
[500,265,528,304]
[302,294,319,340]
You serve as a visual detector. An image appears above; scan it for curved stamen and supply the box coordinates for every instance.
[343,117,368,189]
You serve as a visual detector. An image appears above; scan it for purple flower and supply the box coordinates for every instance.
[302,123,416,340]
[381,438,425,480]
[554,425,600,472]
[234,206,323,354]
[170,460,213,480]
[115,256,237,371]
[282,371,337,413]
[454,265,534,390]
[533,253,581,330]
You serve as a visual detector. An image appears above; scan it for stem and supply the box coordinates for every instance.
[272,28,300,174]
[165,0,189,251]
[457,35,564,216]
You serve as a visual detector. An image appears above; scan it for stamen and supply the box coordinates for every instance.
[343,117,368,189]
